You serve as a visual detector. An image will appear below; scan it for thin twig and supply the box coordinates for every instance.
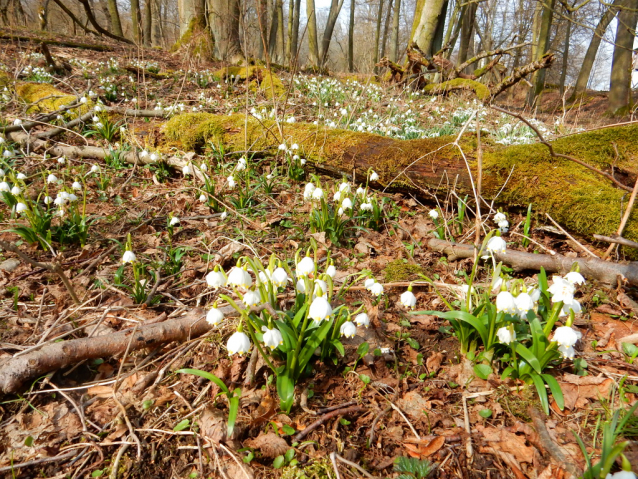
[594,234,638,250]
[330,452,342,479]
[292,405,364,443]
[462,394,473,463]
[388,401,421,440]
[603,174,638,260]
[334,453,377,479]
[545,213,599,258]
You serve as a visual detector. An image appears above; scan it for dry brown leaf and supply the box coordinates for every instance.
[199,407,227,444]
[426,352,444,373]
[244,433,288,458]
[87,385,114,398]
[477,425,535,464]
[559,374,614,409]
[404,436,445,458]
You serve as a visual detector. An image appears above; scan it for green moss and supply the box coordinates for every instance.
[163,112,225,151]
[16,82,80,114]
[423,78,491,101]
[251,71,285,98]
[0,71,11,89]
[280,457,333,479]
[170,17,213,59]
[383,258,424,283]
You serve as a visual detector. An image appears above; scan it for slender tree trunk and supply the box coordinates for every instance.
[130,0,142,43]
[306,0,319,66]
[380,0,393,58]
[570,0,620,100]
[348,0,354,71]
[527,0,555,106]
[276,0,284,62]
[373,0,384,70]
[389,0,400,62]
[441,1,461,59]
[411,0,447,56]
[431,0,448,54]
[458,1,477,66]
[38,0,50,30]
[151,0,161,46]
[209,0,243,62]
[319,0,345,66]
[559,6,572,96]
[268,0,279,60]
[106,0,123,36]
[257,0,268,59]
[285,0,294,62]
[608,0,638,115]
[511,0,525,69]
[143,0,152,46]
[291,0,301,60]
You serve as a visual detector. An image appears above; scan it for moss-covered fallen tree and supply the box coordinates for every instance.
[163,112,638,245]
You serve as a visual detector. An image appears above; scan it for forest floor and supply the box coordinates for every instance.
[0,30,638,479]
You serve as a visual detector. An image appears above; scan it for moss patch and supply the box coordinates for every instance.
[214,66,285,98]
[16,82,79,114]
[383,258,424,283]
[170,17,214,60]
[423,78,491,101]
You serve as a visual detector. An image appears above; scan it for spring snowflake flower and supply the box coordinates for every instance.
[13,119,22,126]
[10,186,20,195]
[242,289,261,307]
[291,143,299,150]
[68,193,78,202]
[72,181,82,190]
[485,236,507,255]
[92,115,99,123]
[333,191,341,202]
[206,306,224,327]
[355,313,370,328]
[312,188,324,200]
[606,472,637,479]
[370,282,384,296]
[370,171,379,181]
[91,165,100,173]
[262,326,283,350]
[182,164,192,176]
[564,272,586,285]
[16,173,26,180]
[122,250,137,264]
[497,327,516,344]
[150,153,159,162]
[169,216,180,226]
[309,295,333,321]
[400,290,417,309]
[304,183,316,200]
[221,212,228,220]
[54,196,66,206]
[300,158,306,165]
[364,278,376,290]
[44,196,52,204]
[339,182,351,193]
[341,198,353,210]
[205,270,227,289]
[429,209,439,220]
[15,202,27,213]
[496,291,518,315]
[326,264,336,278]
[2,150,11,159]
[296,256,315,277]
[271,267,289,288]
[560,298,582,317]
[340,321,357,338]
[140,150,149,158]
[199,194,207,202]
[552,326,581,348]
[493,212,506,223]
[80,97,87,104]
[498,220,509,232]
[361,202,373,211]
[58,157,65,164]
[0,169,4,177]
[227,266,252,289]
[515,293,535,318]
[558,344,576,359]
[547,276,575,303]
[227,331,251,355]
[200,163,208,172]
[227,175,236,188]
[278,143,287,151]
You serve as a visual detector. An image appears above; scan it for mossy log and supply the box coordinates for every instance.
[163,113,638,246]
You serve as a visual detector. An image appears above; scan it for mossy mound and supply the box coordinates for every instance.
[383,258,424,283]
[213,66,285,98]
[16,82,79,114]
[423,78,491,101]
[0,71,12,89]
[163,112,225,151]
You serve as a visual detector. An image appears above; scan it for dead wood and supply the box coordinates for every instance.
[291,405,364,443]
[594,234,638,250]
[428,238,638,286]
[0,28,109,50]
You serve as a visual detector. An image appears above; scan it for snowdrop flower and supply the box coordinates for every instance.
[338,207,344,216]
[309,295,333,321]
[271,267,289,288]
[291,143,299,150]
[486,236,507,254]
[122,250,137,264]
[300,158,307,165]
[169,216,180,226]
[44,196,52,204]
[68,193,78,202]
[497,326,516,344]
[356,186,365,196]
[72,181,82,190]
[182,164,192,176]
[606,472,637,479]
[312,188,324,200]
[227,331,251,356]
[2,150,11,159]
[262,326,283,349]
[496,291,518,315]
[16,173,26,180]
[333,191,341,202]
[15,202,27,213]
[258,271,270,284]
[236,161,246,171]
[370,282,384,296]
[92,115,99,123]
[199,194,207,202]
[242,289,261,307]
[206,306,224,326]
[13,119,22,126]
[548,276,575,303]
[54,196,66,206]
[515,293,535,318]
[227,175,236,188]
[355,313,370,328]
[221,212,228,220]
[91,165,100,173]
[200,163,208,172]
[552,326,581,348]
[341,198,353,210]
[46,174,59,184]
[0,137,4,145]
[296,256,315,277]
[57,157,66,165]
[493,212,506,223]
[205,269,227,289]
[326,264,336,278]
[150,153,159,162]
[429,209,439,220]
[564,272,585,285]
[400,289,417,309]
[558,344,576,359]
[370,171,379,181]
[227,266,252,289]
[361,203,373,211]
[10,186,20,195]
[340,321,357,338]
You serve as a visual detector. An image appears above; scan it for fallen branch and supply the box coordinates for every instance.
[594,234,638,250]
[529,407,580,477]
[292,405,364,443]
[428,238,638,286]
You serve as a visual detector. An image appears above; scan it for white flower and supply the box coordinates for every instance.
[340,321,357,338]
[493,212,506,223]
[72,181,82,190]
[242,289,261,307]
[278,143,287,151]
[370,171,379,181]
[309,295,333,321]
[54,196,66,206]
[296,256,315,277]
[606,472,637,479]
[122,250,136,263]
[221,212,228,220]
[15,202,27,213]
[271,267,289,288]
[333,191,341,202]
[354,313,370,328]
[258,271,270,284]
[2,150,11,158]
[140,150,149,158]
[44,196,52,204]
[206,307,224,326]
[0,169,4,177]
[92,115,99,123]
[58,157,65,164]
[291,143,299,150]
[200,163,208,172]
[91,165,100,173]
[227,331,251,355]
[262,326,283,349]
[80,97,87,104]
[515,293,535,318]
[16,173,26,180]
[199,194,207,202]
[236,161,246,171]
[227,175,236,188]
[150,153,159,162]
[560,298,582,317]
[312,188,324,200]
[552,326,581,347]
[13,118,22,126]
[497,327,515,344]
[313,279,328,298]
[182,164,192,176]
[341,198,353,210]
[486,236,507,255]
[370,282,384,296]
[295,279,307,293]
[169,216,180,226]
[339,182,351,193]
[326,265,336,278]
[338,208,344,216]
[300,158,306,165]
[529,288,541,302]
[496,291,518,315]
[429,209,439,220]
[400,290,417,309]
[227,267,252,289]
[364,278,376,290]
[564,272,585,285]
[10,186,21,195]
[548,276,575,303]
[558,344,576,359]
[205,270,226,289]
[67,193,78,202]
[498,219,509,231]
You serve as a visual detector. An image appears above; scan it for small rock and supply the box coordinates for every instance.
[0,258,20,272]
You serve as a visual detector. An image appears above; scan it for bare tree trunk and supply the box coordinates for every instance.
[608,0,638,115]
[373,0,384,70]
[306,0,319,66]
[257,0,268,59]
[559,6,572,96]
[209,0,244,62]
[380,0,393,58]
[95,0,112,31]
[268,0,279,60]
[131,0,142,43]
[570,0,620,100]
[458,1,477,66]
[151,0,162,46]
[38,0,50,29]
[411,0,447,56]
[178,0,204,36]
[106,0,123,36]
[389,0,400,62]
[527,0,555,106]
[285,0,294,62]
[143,0,152,46]
[276,0,284,61]
[319,0,345,66]
[348,0,354,71]
[431,0,448,54]
[291,0,300,61]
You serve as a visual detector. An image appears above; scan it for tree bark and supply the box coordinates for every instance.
[319,0,345,66]
[150,0,162,46]
[291,0,301,62]
[559,6,572,96]
[267,0,279,60]
[257,0,268,59]
[38,0,50,30]
[607,0,638,115]
[411,0,447,56]
[285,0,294,63]
[106,0,124,37]
[527,0,555,106]
[373,0,384,71]
[276,0,284,62]
[178,0,205,37]
[347,0,354,71]
[77,0,134,43]
[431,0,448,54]
[306,0,319,66]
[458,1,477,68]
[389,0,400,62]
[130,0,142,43]
[380,0,393,58]
[143,0,152,46]
[208,0,243,62]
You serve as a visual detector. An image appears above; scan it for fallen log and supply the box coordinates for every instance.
[0,29,111,51]
[428,238,638,286]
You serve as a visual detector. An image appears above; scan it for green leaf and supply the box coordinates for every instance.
[541,374,564,411]
[473,364,493,380]
[284,449,295,463]
[339,418,351,426]
[406,337,420,350]
[24,436,34,447]
[173,419,190,432]
[419,310,489,347]
[359,374,371,385]
[500,366,516,380]
[276,373,295,413]
[227,393,240,438]
[177,368,230,395]
[622,342,638,357]
[273,456,285,469]
[91,470,104,478]
[296,320,331,375]
[515,343,542,374]
[281,424,296,436]
[357,341,369,358]
[332,340,345,357]
[479,409,492,418]
[530,373,549,414]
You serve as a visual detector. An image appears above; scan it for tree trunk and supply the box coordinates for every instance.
[38,0,50,30]
[458,1,477,67]
[527,0,555,106]
[559,6,572,96]
[257,0,268,60]
[178,0,204,37]
[151,0,162,46]
[106,0,123,37]
[285,0,294,63]
[291,0,301,61]
[607,0,638,115]
[319,0,345,66]
[380,0,393,58]
[306,0,319,66]
[411,0,447,56]
[389,0,400,62]
[95,0,112,31]
[348,0,354,71]
[570,0,619,100]
[143,0,152,46]
[431,0,448,54]
[276,0,284,62]
[209,0,243,62]
[268,0,279,60]
[131,0,142,43]
[373,0,384,70]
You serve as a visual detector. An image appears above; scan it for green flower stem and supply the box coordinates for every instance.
[244,320,277,374]
[543,302,563,337]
